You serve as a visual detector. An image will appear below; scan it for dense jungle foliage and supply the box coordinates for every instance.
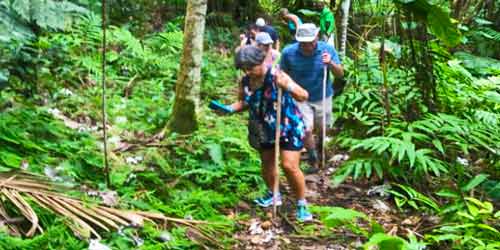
[0,0,499,249]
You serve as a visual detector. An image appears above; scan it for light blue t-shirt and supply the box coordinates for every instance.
[280,41,341,102]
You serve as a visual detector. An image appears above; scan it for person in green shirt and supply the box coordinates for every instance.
[319,1,336,47]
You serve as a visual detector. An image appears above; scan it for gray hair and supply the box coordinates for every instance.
[279,8,289,17]
[235,46,266,70]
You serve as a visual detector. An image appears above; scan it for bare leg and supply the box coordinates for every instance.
[260,149,276,191]
[280,150,306,199]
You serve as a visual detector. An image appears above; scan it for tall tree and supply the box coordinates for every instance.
[338,0,351,57]
[167,0,207,134]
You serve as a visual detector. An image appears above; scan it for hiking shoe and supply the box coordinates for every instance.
[296,204,313,222]
[254,191,282,208]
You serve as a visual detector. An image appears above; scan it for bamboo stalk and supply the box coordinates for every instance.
[34,194,99,239]
[87,205,130,226]
[99,206,145,227]
[1,189,40,236]
[52,197,111,232]
[10,190,41,236]
[66,200,122,229]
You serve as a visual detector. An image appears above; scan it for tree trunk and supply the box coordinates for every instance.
[339,0,351,57]
[167,0,207,134]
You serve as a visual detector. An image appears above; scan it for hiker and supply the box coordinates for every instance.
[319,0,336,46]
[256,17,280,51]
[216,46,313,222]
[236,24,259,51]
[280,23,344,173]
[255,32,280,68]
[279,8,303,38]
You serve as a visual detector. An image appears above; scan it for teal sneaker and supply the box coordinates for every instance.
[254,191,282,208]
[296,205,313,222]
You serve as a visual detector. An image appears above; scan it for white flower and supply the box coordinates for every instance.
[88,239,111,250]
[457,157,469,166]
[115,116,128,124]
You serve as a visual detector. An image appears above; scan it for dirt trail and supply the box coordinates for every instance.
[229,154,435,250]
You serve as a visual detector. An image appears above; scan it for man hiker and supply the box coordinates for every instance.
[280,23,344,173]
[279,8,303,39]
[319,0,336,47]
[236,23,259,52]
[256,17,280,51]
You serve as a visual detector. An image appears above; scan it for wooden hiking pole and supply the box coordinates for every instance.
[321,65,327,169]
[272,85,283,219]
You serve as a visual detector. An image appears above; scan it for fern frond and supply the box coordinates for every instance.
[478,27,500,42]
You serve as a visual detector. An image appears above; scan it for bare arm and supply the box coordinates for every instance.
[275,39,280,51]
[322,52,344,78]
[275,71,309,102]
[228,100,247,112]
[290,15,300,30]
[329,61,344,78]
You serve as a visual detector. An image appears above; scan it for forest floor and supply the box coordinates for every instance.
[230,150,437,250]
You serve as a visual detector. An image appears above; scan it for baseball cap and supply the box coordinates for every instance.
[256,18,266,27]
[295,23,319,42]
[255,32,273,45]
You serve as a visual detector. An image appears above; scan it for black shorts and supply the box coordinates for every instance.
[260,142,303,151]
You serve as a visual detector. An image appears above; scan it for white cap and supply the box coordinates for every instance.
[295,23,320,42]
[256,18,266,27]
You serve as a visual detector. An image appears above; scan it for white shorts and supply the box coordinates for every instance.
[296,96,333,132]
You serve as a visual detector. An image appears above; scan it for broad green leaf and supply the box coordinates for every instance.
[332,165,353,186]
[297,9,319,17]
[427,7,461,47]
[462,174,489,192]
[374,161,384,178]
[407,143,416,167]
[436,189,460,198]
[476,224,500,234]
[364,161,372,178]
[495,211,500,218]
[432,139,445,155]
[363,233,406,250]
[0,151,22,168]
[206,143,223,165]
[465,197,494,214]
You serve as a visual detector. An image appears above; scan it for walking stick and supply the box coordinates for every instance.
[273,86,282,219]
[321,65,327,169]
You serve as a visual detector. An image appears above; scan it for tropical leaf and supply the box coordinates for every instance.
[393,0,461,46]
[461,174,489,192]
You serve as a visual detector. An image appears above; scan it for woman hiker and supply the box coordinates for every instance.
[214,46,313,222]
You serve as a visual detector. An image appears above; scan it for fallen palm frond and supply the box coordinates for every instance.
[0,171,227,248]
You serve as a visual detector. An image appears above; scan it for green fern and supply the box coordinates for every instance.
[332,158,385,185]
[478,27,500,42]
[0,0,87,42]
[388,184,440,211]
